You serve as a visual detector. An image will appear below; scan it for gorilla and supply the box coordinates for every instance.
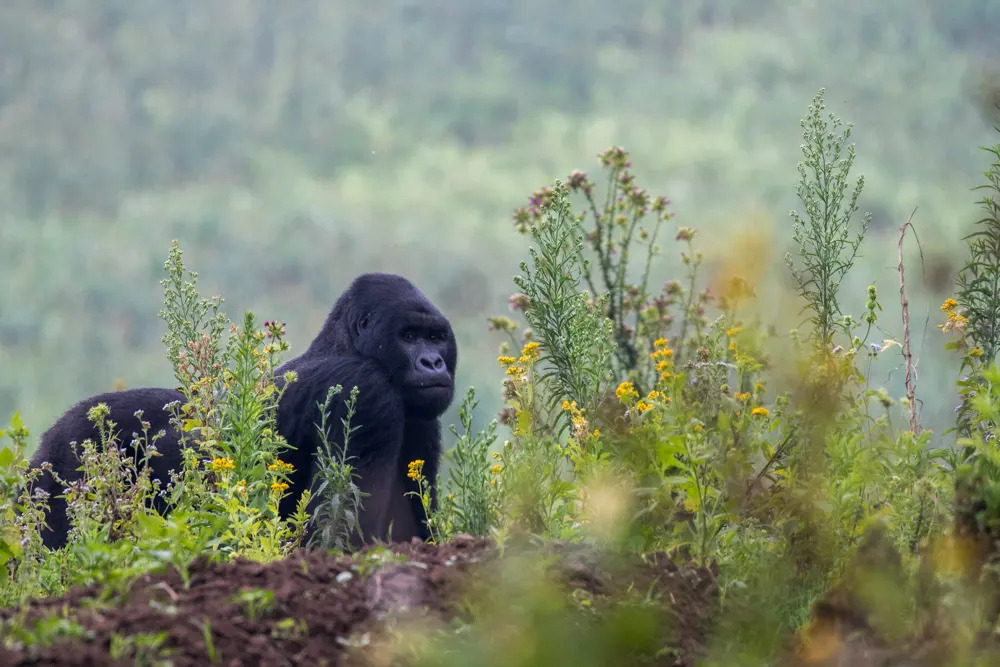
[29,273,457,550]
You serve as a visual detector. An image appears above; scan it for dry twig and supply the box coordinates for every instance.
[897,208,920,433]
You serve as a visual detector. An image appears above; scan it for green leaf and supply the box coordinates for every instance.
[661,475,691,487]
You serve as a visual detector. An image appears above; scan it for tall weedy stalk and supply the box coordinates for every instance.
[512,148,679,386]
[513,181,616,410]
[307,385,365,552]
[786,89,872,347]
[953,127,1000,438]
[434,387,499,538]
[956,133,1000,365]
[159,240,230,433]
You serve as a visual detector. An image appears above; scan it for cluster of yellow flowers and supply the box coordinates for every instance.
[211,457,235,472]
[486,452,504,487]
[649,338,674,383]
[615,382,668,414]
[497,341,542,377]
[635,389,667,413]
[615,381,639,403]
[939,298,968,333]
[734,390,769,417]
[725,327,743,352]
[561,399,594,438]
[270,481,290,494]
[267,459,295,474]
[407,459,425,481]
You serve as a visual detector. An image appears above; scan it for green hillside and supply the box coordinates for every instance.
[0,0,997,443]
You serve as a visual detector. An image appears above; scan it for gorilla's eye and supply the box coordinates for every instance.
[358,314,371,333]
[401,330,416,343]
[428,331,445,343]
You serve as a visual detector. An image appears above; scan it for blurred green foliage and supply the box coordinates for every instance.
[0,0,997,449]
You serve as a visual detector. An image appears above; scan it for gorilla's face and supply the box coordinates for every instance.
[392,314,455,416]
[348,274,457,418]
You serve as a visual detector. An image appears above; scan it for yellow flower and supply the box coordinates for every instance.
[734,392,751,402]
[751,407,770,417]
[616,381,638,402]
[562,400,571,411]
[970,347,985,358]
[267,459,295,474]
[650,346,675,360]
[522,341,540,357]
[694,424,703,432]
[635,400,652,412]
[211,457,235,472]
[647,390,662,401]
[407,459,425,481]
[270,481,290,494]
[654,337,669,348]
[491,464,502,474]
[726,327,743,337]
[939,307,969,333]
[505,365,524,376]
[497,356,516,366]
[592,429,601,437]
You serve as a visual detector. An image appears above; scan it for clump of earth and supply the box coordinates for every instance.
[0,536,719,666]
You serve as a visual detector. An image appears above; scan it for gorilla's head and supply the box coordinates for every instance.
[312,273,457,418]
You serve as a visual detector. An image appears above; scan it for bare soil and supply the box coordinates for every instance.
[0,536,719,666]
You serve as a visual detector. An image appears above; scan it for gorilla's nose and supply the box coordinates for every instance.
[418,353,446,372]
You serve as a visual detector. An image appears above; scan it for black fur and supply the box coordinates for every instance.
[29,273,457,550]
[29,387,185,549]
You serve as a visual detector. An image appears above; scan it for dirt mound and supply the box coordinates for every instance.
[0,536,717,666]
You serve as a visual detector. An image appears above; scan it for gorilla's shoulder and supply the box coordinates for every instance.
[33,387,185,466]
[45,387,184,424]
[278,355,402,410]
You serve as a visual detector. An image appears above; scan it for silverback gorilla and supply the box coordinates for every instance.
[29,273,457,550]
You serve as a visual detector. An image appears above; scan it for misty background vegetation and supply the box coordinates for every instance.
[1,1,998,446]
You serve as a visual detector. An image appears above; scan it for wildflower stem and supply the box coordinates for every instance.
[897,207,921,433]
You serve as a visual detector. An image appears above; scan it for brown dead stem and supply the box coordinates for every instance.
[897,208,921,433]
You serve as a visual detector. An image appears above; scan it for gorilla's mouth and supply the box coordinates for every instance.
[416,382,451,392]
[409,382,452,398]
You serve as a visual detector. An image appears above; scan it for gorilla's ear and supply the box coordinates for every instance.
[357,313,371,336]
